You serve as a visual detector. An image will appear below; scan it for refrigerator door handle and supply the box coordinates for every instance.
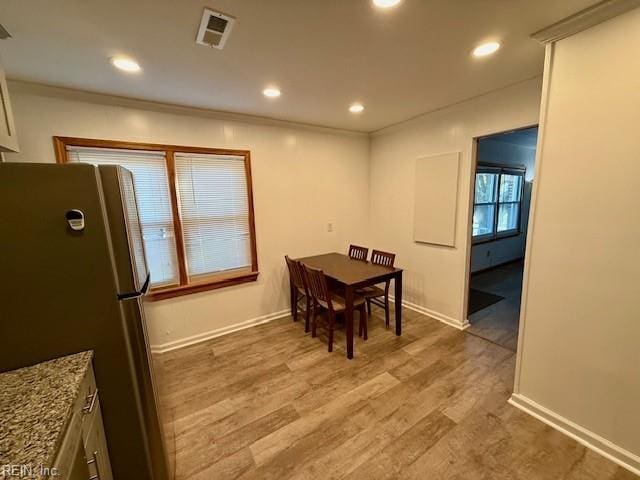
[117,273,151,301]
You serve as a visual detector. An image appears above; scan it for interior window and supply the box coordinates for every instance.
[472,168,524,242]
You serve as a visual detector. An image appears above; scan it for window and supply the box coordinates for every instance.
[55,137,258,299]
[472,167,524,242]
[174,153,252,280]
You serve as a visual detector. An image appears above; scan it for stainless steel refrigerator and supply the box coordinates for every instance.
[0,162,174,480]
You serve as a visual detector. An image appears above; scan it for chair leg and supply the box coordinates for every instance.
[304,295,311,333]
[384,295,390,328]
[367,298,372,316]
[327,312,334,352]
[292,287,299,322]
[311,301,317,338]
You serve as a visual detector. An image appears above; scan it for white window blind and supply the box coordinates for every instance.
[66,146,180,287]
[174,152,251,279]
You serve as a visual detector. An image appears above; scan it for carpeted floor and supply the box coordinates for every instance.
[468,288,505,315]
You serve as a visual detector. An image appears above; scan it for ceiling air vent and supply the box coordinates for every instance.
[196,8,235,49]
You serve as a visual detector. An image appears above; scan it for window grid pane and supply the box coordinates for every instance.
[473,204,496,237]
[474,173,498,204]
[499,174,523,203]
[174,152,251,279]
[497,202,520,232]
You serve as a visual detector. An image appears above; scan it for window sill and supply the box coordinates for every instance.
[148,270,259,301]
[472,232,521,245]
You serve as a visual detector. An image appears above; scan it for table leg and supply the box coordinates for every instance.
[345,285,354,359]
[395,272,402,336]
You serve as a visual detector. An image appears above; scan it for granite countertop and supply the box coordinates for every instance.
[0,351,93,479]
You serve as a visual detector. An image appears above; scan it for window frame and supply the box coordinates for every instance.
[54,136,259,300]
[472,164,525,245]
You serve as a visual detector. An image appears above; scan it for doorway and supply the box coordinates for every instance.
[466,126,538,350]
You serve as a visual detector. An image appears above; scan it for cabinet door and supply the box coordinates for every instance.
[68,441,91,480]
[83,401,114,480]
[0,66,18,152]
[53,409,90,480]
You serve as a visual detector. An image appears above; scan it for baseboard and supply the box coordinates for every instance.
[389,296,469,330]
[150,309,291,354]
[151,297,469,354]
[509,394,640,476]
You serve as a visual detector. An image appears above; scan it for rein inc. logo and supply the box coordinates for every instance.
[1,464,59,477]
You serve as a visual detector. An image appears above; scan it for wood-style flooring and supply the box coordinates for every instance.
[468,260,525,351]
[154,306,636,480]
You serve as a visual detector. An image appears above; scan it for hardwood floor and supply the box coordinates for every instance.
[155,307,636,480]
[468,260,524,351]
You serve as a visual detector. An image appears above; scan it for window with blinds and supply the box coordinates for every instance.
[175,153,251,279]
[58,137,258,300]
[66,146,180,287]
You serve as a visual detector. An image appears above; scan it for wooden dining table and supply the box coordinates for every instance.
[297,252,403,359]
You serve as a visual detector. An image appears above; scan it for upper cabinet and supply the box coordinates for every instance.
[0,66,18,152]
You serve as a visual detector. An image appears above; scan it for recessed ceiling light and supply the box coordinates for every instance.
[263,87,281,98]
[472,42,500,57]
[349,103,365,114]
[373,0,403,8]
[110,57,141,73]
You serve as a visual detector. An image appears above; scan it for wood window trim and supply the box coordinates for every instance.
[150,270,259,300]
[53,136,259,300]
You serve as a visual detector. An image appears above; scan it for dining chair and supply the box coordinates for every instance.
[348,244,369,262]
[358,250,396,327]
[285,255,311,333]
[303,264,368,351]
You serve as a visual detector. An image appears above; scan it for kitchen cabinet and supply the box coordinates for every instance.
[54,361,114,480]
[0,65,18,152]
[82,400,113,480]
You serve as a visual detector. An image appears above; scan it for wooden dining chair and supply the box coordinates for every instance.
[303,264,368,351]
[359,250,396,327]
[348,244,369,262]
[285,255,311,333]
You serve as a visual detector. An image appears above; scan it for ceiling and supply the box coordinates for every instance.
[487,127,539,149]
[0,0,596,133]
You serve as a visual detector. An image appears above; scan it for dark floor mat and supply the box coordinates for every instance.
[468,288,505,315]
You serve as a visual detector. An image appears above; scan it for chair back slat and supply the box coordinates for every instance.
[302,265,333,310]
[285,255,307,291]
[348,244,369,262]
[371,249,396,268]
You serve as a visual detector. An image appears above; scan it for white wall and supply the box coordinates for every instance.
[514,7,640,470]
[5,82,370,348]
[369,77,542,326]
[5,77,544,343]
[471,138,536,272]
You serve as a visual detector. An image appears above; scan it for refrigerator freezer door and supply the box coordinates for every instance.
[98,165,149,296]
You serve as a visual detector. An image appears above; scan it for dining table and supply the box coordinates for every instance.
[297,252,403,359]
